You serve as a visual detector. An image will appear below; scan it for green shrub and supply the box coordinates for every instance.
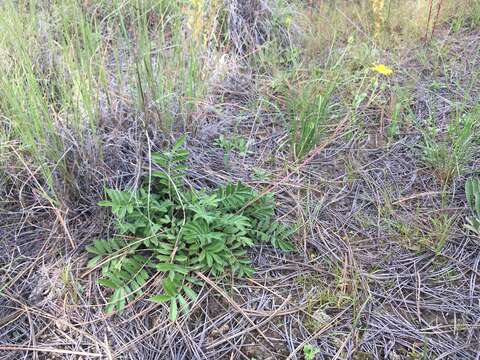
[87,136,294,319]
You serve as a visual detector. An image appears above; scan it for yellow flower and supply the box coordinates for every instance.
[371,64,393,76]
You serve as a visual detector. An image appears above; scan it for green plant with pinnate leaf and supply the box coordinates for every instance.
[87,136,294,319]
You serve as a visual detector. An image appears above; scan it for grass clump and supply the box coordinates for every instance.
[465,178,480,235]
[0,0,223,200]
[420,109,479,183]
[274,64,339,161]
[288,80,336,160]
[87,136,294,318]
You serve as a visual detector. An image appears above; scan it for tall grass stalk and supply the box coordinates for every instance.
[0,0,222,199]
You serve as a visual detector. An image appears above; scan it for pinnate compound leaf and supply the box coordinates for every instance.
[89,137,295,321]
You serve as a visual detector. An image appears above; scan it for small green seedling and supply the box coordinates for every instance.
[215,135,249,156]
[303,344,320,360]
[215,135,250,167]
[252,168,271,181]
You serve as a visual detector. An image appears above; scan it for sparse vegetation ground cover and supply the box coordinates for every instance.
[1,0,480,359]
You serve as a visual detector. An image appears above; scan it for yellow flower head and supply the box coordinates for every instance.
[371,64,393,76]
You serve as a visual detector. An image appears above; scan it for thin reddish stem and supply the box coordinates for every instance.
[425,0,434,42]
[431,0,444,39]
